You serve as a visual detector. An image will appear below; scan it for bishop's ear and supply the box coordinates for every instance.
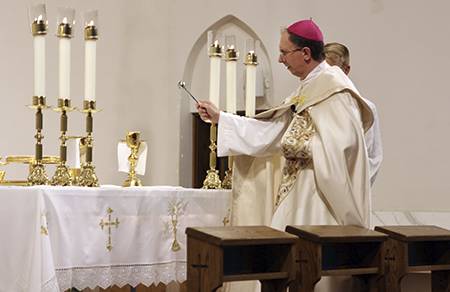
[302,47,312,62]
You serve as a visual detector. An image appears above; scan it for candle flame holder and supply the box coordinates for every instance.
[57,22,72,38]
[79,100,100,187]
[208,40,223,57]
[28,96,50,185]
[224,46,238,61]
[31,20,47,36]
[244,51,258,66]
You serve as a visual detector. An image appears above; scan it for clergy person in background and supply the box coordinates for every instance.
[198,19,374,291]
[324,42,383,186]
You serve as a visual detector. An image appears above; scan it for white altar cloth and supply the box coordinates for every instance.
[0,186,231,292]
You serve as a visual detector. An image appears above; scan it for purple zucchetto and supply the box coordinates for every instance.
[287,19,323,42]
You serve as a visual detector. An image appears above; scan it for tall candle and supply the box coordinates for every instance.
[245,51,258,117]
[59,36,71,98]
[225,46,237,114]
[226,60,237,113]
[30,5,47,97]
[208,40,222,108]
[34,34,46,96]
[57,12,74,99]
[84,39,96,101]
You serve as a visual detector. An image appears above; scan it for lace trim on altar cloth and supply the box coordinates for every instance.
[42,275,60,292]
[55,261,186,291]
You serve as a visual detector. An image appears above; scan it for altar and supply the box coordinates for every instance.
[0,186,232,292]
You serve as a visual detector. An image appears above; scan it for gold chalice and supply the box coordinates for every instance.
[123,131,142,187]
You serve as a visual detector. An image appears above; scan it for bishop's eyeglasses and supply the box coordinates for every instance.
[279,48,303,58]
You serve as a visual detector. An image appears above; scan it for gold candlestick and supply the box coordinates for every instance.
[79,100,99,187]
[28,96,50,185]
[123,131,142,187]
[51,98,74,185]
[202,122,221,189]
[202,39,222,189]
[221,43,238,189]
[222,156,233,189]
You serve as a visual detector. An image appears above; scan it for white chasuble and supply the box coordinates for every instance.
[219,65,373,291]
[219,64,373,229]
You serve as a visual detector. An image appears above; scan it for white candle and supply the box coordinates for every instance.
[226,59,237,114]
[34,35,45,96]
[84,39,96,101]
[245,63,256,117]
[59,37,71,98]
[209,55,221,107]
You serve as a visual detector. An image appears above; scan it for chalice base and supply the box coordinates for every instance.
[123,175,142,187]
[79,164,99,187]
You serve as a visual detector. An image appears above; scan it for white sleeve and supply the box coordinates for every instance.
[363,100,383,186]
[217,111,289,157]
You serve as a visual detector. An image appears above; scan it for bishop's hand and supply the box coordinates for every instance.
[197,101,220,124]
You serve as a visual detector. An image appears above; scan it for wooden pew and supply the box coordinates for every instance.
[185,226,297,291]
[375,225,450,292]
[285,225,387,292]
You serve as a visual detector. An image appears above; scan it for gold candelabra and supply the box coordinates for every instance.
[123,131,142,187]
[79,100,99,187]
[28,96,50,185]
[51,99,74,185]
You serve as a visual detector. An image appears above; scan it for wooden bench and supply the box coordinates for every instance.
[186,226,297,291]
[375,225,450,292]
[285,225,387,292]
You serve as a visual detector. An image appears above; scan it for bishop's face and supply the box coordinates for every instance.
[278,31,307,79]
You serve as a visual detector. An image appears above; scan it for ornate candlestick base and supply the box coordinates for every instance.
[222,170,232,189]
[52,165,72,186]
[221,156,233,189]
[79,163,99,187]
[28,96,50,185]
[79,100,100,187]
[28,163,48,185]
[203,169,221,189]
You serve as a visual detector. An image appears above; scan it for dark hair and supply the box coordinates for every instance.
[288,31,324,62]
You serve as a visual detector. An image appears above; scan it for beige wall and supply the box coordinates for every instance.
[1,0,450,211]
